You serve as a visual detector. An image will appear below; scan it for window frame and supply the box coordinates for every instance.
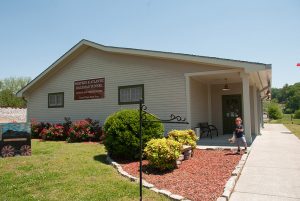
[48,92,64,108]
[118,84,144,105]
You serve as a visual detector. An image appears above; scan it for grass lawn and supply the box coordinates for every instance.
[0,140,168,201]
[284,124,300,139]
[269,114,300,139]
[269,114,300,124]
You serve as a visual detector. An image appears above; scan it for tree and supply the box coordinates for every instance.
[0,77,31,93]
[294,110,300,119]
[271,82,300,114]
[0,77,31,108]
[267,102,283,120]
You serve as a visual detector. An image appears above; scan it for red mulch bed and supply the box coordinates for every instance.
[116,149,242,201]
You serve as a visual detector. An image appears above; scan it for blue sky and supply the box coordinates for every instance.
[0,0,299,88]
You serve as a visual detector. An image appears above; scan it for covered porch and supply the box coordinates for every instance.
[185,68,271,146]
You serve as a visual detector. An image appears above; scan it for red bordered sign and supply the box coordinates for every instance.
[74,78,105,100]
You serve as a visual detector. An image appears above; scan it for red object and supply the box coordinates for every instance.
[297,63,300,67]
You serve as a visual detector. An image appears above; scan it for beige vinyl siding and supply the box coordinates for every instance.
[27,47,226,132]
[189,78,209,128]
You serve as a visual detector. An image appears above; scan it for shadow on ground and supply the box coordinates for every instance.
[142,164,174,175]
[93,154,109,164]
[280,131,292,134]
[197,134,256,146]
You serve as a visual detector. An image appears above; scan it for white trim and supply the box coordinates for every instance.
[88,41,269,70]
[185,69,242,77]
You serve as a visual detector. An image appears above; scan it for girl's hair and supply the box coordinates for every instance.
[235,117,242,122]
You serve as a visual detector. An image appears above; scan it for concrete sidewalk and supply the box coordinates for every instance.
[230,124,300,201]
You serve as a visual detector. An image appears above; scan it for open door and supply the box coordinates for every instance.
[222,94,242,134]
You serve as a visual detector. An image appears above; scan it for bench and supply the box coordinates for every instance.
[197,122,218,139]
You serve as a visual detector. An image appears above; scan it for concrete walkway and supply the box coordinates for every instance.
[230,124,300,201]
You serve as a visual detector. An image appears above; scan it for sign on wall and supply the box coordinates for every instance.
[74,78,105,100]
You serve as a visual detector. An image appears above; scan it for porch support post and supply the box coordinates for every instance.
[253,85,259,136]
[261,99,264,128]
[185,76,192,129]
[257,90,261,134]
[241,72,252,143]
[207,84,212,124]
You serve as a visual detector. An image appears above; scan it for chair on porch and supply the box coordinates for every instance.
[198,122,219,139]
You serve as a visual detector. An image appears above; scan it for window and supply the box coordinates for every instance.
[48,92,64,108]
[118,84,144,105]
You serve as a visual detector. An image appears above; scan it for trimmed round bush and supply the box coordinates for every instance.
[294,110,300,119]
[144,138,182,170]
[167,129,198,149]
[103,109,164,159]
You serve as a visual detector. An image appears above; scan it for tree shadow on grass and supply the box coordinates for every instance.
[93,154,109,164]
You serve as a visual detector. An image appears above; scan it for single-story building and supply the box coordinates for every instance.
[17,39,271,143]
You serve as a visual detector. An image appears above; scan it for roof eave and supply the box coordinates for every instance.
[17,39,271,97]
[17,40,89,97]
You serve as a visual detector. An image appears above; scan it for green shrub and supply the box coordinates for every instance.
[294,110,300,119]
[268,103,283,120]
[103,109,164,159]
[144,138,182,170]
[167,129,198,149]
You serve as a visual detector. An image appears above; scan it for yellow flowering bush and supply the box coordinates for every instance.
[167,129,198,149]
[144,138,182,170]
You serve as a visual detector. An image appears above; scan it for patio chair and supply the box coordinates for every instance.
[198,122,218,139]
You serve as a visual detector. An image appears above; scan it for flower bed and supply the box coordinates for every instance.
[117,149,242,201]
[40,123,64,140]
[31,117,103,142]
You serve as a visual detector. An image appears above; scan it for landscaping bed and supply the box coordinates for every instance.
[118,149,242,201]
